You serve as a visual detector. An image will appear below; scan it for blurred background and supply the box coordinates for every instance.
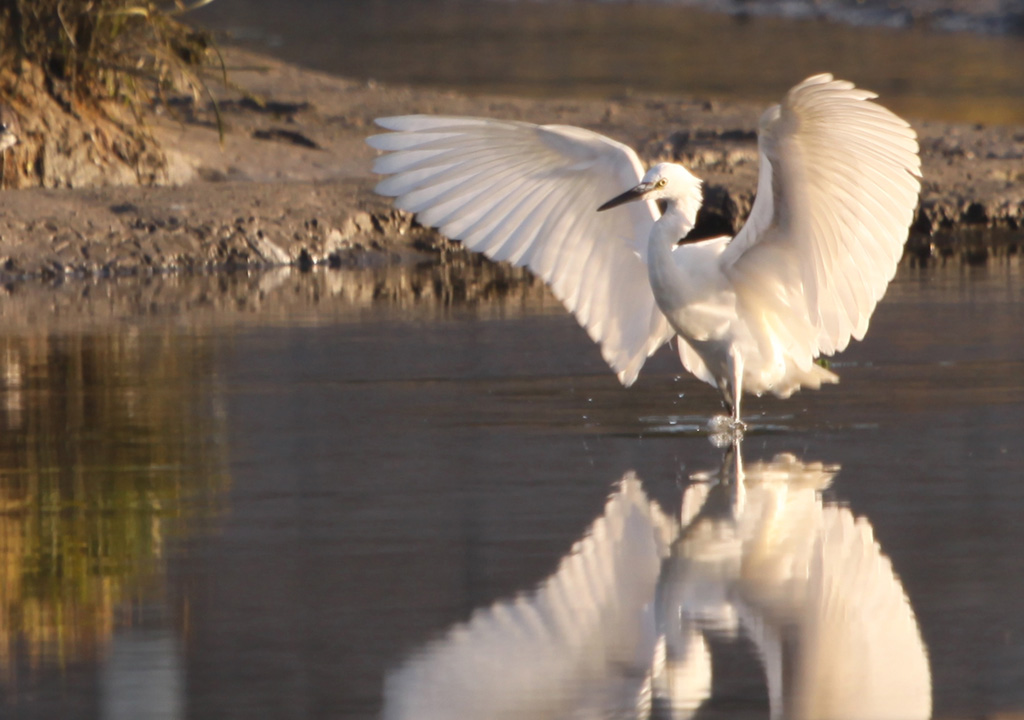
[192,0,1024,124]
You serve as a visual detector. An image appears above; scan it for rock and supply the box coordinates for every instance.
[0,62,172,189]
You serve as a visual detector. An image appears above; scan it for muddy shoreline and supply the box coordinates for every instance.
[0,47,1020,283]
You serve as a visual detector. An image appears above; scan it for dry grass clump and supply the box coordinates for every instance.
[2,0,221,106]
[0,0,224,188]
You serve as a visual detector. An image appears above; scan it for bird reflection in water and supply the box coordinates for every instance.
[381,443,931,720]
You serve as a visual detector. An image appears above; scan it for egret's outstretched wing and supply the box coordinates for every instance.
[721,74,921,360]
[368,116,675,385]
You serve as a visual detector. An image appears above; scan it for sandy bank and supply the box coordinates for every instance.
[0,47,1020,282]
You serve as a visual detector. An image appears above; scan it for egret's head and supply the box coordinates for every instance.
[597,162,703,223]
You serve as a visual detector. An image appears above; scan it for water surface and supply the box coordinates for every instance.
[0,259,1021,718]
[194,0,1024,125]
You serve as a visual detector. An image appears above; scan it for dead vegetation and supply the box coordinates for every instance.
[0,0,224,188]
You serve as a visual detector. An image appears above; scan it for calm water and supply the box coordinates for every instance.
[193,0,1024,125]
[0,259,1021,718]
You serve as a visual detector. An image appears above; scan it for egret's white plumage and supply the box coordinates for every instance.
[368,74,921,423]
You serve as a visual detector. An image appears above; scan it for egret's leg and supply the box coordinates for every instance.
[721,398,735,419]
[729,350,745,428]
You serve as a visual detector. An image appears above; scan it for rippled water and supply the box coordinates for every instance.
[0,259,1021,718]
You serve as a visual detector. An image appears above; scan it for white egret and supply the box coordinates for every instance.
[367,74,921,425]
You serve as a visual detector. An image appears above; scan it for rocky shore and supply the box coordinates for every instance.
[0,47,1020,283]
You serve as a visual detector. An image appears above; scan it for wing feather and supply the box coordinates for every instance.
[369,116,677,384]
[722,74,921,359]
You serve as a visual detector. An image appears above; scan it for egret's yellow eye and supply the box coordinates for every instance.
[656,178,667,188]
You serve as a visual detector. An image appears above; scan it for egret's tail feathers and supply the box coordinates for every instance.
[771,361,839,399]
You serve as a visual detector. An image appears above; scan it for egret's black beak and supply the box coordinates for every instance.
[597,181,654,212]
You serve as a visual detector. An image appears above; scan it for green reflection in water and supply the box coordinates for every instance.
[0,328,228,681]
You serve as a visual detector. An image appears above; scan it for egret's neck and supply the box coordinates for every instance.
[646,201,697,311]
[648,201,695,256]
